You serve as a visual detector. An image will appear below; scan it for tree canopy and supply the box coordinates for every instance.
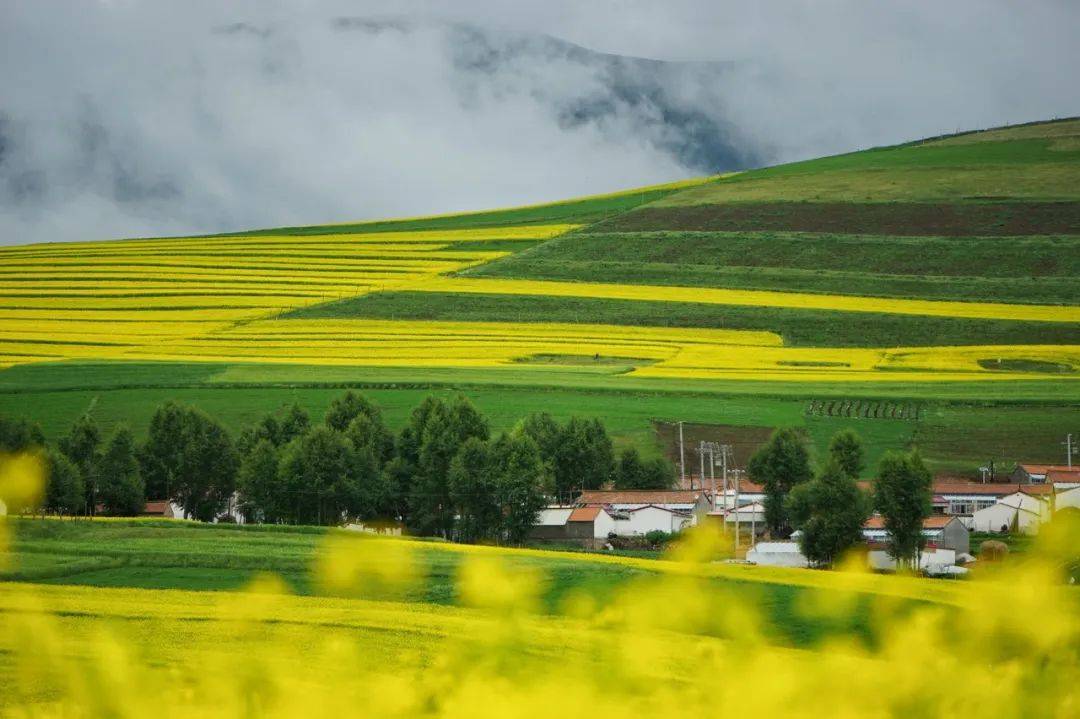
[748,428,811,537]
[788,458,870,567]
[874,450,933,569]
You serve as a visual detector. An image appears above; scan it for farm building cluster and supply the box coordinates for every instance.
[529,463,1080,571]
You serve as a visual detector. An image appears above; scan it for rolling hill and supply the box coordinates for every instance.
[0,120,1077,475]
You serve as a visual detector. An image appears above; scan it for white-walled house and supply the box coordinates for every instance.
[142,494,246,524]
[746,542,808,568]
[1055,485,1080,511]
[608,504,693,536]
[866,546,959,573]
[863,515,970,554]
[565,506,617,542]
[576,490,713,521]
[970,490,1051,534]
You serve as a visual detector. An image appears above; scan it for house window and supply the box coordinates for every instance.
[948,500,974,515]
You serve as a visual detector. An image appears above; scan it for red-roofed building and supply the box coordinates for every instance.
[1011,464,1080,484]
[1047,469,1080,487]
[862,514,969,554]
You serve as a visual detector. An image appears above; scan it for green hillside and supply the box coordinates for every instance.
[1,119,1077,476]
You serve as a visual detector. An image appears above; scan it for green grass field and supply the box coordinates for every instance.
[1,360,1076,474]
[463,230,1079,305]
[1,519,887,648]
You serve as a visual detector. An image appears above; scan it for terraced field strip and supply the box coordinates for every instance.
[417,277,1080,323]
[0,224,577,369]
[69,315,1071,381]
[116,320,782,368]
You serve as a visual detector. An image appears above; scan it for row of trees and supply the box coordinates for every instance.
[233,393,672,539]
[1,415,146,518]
[1,392,675,543]
[749,428,932,568]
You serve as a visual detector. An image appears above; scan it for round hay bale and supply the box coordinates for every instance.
[980,539,1009,562]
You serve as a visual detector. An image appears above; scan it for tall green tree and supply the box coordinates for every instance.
[551,417,614,498]
[642,457,676,490]
[448,437,499,543]
[325,391,382,432]
[874,450,933,570]
[278,426,384,525]
[165,407,239,521]
[410,397,489,536]
[345,413,395,466]
[59,414,102,515]
[139,401,187,500]
[828,430,865,479]
[614,447,647,489]
[517,412,561,460]
[410,404,457,536]
[278,402,311,444]
[44,448,84,517]
[494,433,550,545]
[236,439,284,523]
[0,416,45,452]
[392,395,448,520]
[98,426,145,516]
[447,395,489,445]
[748,428,811,537]
[787,459,870,567]
[613,448,675,490]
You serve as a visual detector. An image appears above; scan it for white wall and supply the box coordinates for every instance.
[1056,487,1080,511]
[747,542,808,568]
[592,510,617,539]
[537,508,573,526]
[971,503,1017,533]
[608,506,688,536]
[971,493,1049,534]
[868,548,956,572]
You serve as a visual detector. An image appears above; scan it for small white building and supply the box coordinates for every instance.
[607,504,693,536]
[867,546,957,573]
[1055,485,1080,511]
[566,506,617,541]
[746,542,808,568]
[970,490,1051,534]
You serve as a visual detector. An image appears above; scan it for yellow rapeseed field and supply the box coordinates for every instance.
[417,277,1080,323]
[0,219,1076,381]
[1,455,1078,717]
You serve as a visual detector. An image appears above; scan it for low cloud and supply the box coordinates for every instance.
[1,1,1077,245]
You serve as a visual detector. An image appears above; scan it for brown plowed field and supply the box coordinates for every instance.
[590,202,1080,236]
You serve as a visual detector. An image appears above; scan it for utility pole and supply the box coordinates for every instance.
[698,441,706,492]
[700,441,723,506]
[1064,433,1076,468]
[734,468,741,551]
[708,444,716,501]
[678,422,686,486]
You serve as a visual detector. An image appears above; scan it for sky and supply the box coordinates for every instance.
[1,0,1078,245]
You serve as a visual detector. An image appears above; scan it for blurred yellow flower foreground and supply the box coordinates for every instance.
[1,454,1078,718]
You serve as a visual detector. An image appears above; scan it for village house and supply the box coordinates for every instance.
[970,488,1054,534]
[746,542,807,568]
[862,514,970,554]
[1010,464,1080,485]
[705,500,767,537]
[530,490,711,547]
[576,489,713,522]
